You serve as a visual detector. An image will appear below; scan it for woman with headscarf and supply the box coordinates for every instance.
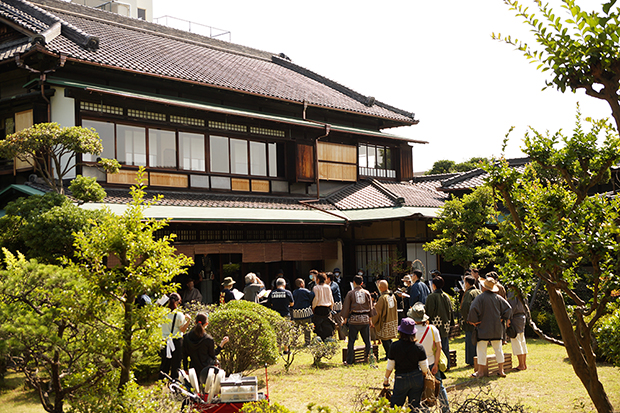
[383,318,428,410]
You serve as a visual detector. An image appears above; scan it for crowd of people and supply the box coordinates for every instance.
[157,266,530,413]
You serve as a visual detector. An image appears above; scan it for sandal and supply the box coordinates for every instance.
[497,371,506,377]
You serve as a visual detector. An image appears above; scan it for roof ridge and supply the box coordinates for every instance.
[369,178,403,205]
[440,168,484,187]
[29,0,276,61]
[6,0,99,50]
[272,56,416,122]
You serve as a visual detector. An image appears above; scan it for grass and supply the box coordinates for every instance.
[0,372,45,413]
[3,336,620,412]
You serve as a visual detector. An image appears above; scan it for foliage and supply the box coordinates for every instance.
[308,336,339,367]
[273,318,313,372]
[358,398,410,413]
[241,400,293,413]
[424,186,497,271]
[0,192,105,263]
[484,110,620,413]
[0,250,112,413]
[595,304,620,367]
[69,167,193,389]
[224,299,283,329]
[206,305,278,374]
[494,0,620,131]
[69,175,107,204]
[0,123,117,194]
[67,379,181,413]
[426,157,487,175]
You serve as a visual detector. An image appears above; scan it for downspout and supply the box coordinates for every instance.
[303,100,330,199]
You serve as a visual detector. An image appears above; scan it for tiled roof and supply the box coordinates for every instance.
[438,157,530,192]
[327,179,447,210]
[1,0,416,124]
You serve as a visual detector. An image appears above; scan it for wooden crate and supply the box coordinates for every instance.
[449,349,457,368]
[449,324,461,339]
[473,353,512,374]
[342,345,379,364]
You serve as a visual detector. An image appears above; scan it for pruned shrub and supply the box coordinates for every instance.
[207,306,278,373]
[308,336,339,367]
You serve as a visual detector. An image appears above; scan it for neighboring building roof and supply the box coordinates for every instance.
[438,157,529,192]
[1,0,417,125]
[0,183,46,216]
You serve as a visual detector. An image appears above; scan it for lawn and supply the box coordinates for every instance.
[2,336,620,412]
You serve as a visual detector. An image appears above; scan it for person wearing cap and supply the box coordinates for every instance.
[410,303,450,413]
[460,275,481,366]
[372,280,399,360]
[409,269,430,306]
[468,276,512,378]
[242,272,264,303]
[396,275,412,316]
[426,276,454,369]
[159,293,190,380]
[383,317,428,410]
[220,277,236,304]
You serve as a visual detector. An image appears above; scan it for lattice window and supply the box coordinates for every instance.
[128,109,166,122]
[171,115,205,127]
[250,126,285,138]
[209,121,246,133]
[80,101,123,115]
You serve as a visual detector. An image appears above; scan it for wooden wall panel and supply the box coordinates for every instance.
[319,162,357,182]
[150,172,188,188]
[251,180,270,193]
[318,142,356,164]
[231,178,250,191]
[296,143,315,181]
[400,146,413,181]
[107,170,144,185]
[173,245,195,259]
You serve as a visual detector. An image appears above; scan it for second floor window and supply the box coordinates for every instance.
[209,135,280,177]
[359,143,396,178]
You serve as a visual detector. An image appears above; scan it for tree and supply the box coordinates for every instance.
[0,192,105,263]
[69,167,193,389]
[485,112,620,413]
[0,122,119,194]
[0,250,113,413]
[426,157,487,175]
[495,0,620,131]
[423,186,497,271]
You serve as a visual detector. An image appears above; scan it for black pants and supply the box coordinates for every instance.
[159,337,183,380]
[346,324,370,364]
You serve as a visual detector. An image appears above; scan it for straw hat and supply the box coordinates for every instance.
[221,276,236,287]
[481,277,499,293]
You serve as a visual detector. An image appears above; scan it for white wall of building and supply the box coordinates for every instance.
[50,87,77,179]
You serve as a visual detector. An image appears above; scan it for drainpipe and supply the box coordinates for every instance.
[303,101,330,199]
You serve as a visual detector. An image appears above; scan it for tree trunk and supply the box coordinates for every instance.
[545,282,614,413]
[118,299,134,390]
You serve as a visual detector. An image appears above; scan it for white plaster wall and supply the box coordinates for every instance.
[406,243,437,279]
[50,86,77,179]
[324,239,343,273]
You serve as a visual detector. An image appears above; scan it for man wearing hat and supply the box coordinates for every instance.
[220,277,237,304]
[468,276,512,378]
[410,303,450,413]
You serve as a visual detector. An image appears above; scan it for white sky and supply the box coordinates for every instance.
[151,0,611,173]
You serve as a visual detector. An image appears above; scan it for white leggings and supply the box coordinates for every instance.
[511,332,527,356]
[476,340,504,365]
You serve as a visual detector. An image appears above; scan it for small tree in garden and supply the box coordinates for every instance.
[273,319,313,372]
[0,123,119,194]
[308,337,339,367]
[0,250,112,413]
[485,112,620,413]
[424,186,498,271]
[69,167,193,390]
